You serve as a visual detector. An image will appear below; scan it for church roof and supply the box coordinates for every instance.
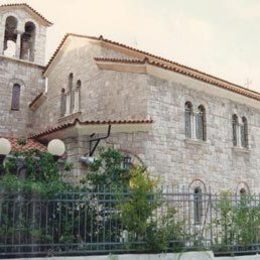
[31,118,153,139]
[6,138,47,152]
[0,3,53,26]
[43,33,260,102]
[29,92,47,111]
[94,57,260,102]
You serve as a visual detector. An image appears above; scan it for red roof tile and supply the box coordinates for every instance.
[94,57,146,64]
[31,118,153,138]
[6,138,47,152]
[0,3,53,26]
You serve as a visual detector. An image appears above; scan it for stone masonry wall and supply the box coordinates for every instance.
[33,37,149,132]
[33,36,260,193]
[143,75,260,193]
[83,71,260,194]
[32,37,150,180]
[0,57,45,137]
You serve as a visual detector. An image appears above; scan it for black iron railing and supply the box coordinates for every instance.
[0,189,260,257]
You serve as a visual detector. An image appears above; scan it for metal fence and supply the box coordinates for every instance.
[1,189,260,258]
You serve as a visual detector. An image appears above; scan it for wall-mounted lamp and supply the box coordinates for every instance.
[0,138,11,174]
[79,156,95,165]
[80,125,111,166]
[47,139,66,161]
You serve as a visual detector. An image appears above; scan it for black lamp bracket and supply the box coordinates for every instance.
[88,125,111,156]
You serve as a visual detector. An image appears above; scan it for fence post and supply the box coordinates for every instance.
[208,188,213,249]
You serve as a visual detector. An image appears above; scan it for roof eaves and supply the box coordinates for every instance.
[0,3,53,26]
[44,33,260,101]
[94,57,147,64]
[94,57,260,101]
[29,92,47,111]
[2,137,47,152]
[31,118,154,139]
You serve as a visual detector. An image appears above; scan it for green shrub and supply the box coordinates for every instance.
[214,192,260,250]
[2,150,71,196]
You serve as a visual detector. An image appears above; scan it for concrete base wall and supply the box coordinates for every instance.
[6,251,260,260]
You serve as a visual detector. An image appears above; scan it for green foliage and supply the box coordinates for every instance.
[81,147,131,189]
[145,208,185,252]
[17,138,27,146]
[214,192,260,250]
[1,150,71,196]
[79,147,186,253]
[118,166,185,252]
[0,147,186,254]
[119,166,160,238]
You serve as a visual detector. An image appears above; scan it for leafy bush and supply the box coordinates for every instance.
[81,147,186,253]
[0,146,186,254]
[119,166,159,238]
[118,166,185,252]
[2,149,71,196]
[214,192,260,251]
[81,147,131,190]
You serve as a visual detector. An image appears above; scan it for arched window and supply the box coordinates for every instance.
[68,73,73,92]
[68,73,74,114]
[236,182,250,195]
[76,80,81,88]
[241,117,248,148]
[240,188,246,196]
[194,187,203,224]
[185,102,192,138]
[20,22,36,61]
[239,188,247,204]
[63,73,74,116]
[4,16,18,57]
[196,105,206,141]
[11,84,21,110]
[75,80,81,112]
[60,88,66,117]
[232,114,239,146]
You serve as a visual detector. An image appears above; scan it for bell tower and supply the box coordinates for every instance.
[0,4,52,65]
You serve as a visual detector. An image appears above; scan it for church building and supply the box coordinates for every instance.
[0,3,259,193]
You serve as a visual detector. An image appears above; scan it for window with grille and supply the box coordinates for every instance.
[194,187,203,224]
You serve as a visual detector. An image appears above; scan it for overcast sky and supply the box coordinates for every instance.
[2,0,260,91]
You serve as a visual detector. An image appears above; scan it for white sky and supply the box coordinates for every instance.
[2,0,260,91]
